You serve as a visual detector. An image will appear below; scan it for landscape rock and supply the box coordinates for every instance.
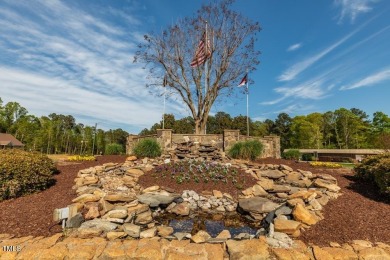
[274,219,301,235]
[216,230,231,239]
[226,238,269,260]
[238,197,281,214]
[313,178,341,192]
[293,203,319,225]
[104,193,136,202]
[77,228,102,238]
[80,219,118,232]
[106,231,127,240]
[72,194,100,203]
[134,210,153,225]
[123,223,141,238]
[191,230,211,243]
[261,170,286,179]
[137,193,176,207]
[66,213,84,228]
[157,226,174,237]
[140,227,157,238]
[171,202,190,216]
[103,209,128,219]
[252,184,268,196]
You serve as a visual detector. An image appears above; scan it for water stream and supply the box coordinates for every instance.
[155,212,261,237]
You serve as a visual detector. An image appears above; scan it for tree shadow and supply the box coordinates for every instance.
[343,174,390,204]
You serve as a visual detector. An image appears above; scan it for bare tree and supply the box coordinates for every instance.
[134,0,261,134]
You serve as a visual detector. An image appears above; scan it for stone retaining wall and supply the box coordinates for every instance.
[1,234,389,260]
[126,129,281,159]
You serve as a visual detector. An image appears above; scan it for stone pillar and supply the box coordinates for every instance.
[157,129,172,153]
[126,134,138,155]
[263,135,281,159]
[223,129,240,151]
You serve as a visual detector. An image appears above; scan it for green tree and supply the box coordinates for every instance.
[273,113,292,150]
[134,0,261,134]
[232,115,253,136]
[290,116,317,148]
[174,116,194,134]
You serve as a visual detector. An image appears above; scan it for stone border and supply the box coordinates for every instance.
[63,156,346,249]
[1,233,389,260]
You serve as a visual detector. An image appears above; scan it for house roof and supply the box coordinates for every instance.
[284,149,385,155]
[0,133,25,147]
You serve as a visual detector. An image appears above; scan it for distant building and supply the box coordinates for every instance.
[0,133,25,148]
[284,149,386,162]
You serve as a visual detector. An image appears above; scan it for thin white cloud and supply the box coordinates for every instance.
[335,0,378,23]
[0,67,182,132]
[287,43,302,52]
[261,79,328,105]
[278,29,360,82]
[0,0,183,133]
[340,68,390,90]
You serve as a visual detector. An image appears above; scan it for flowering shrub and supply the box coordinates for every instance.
[309,162,342,168]
[0,150,57,201]
[67,155,96,161]
[150,160,246,189]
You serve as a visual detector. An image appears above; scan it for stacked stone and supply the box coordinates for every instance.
[235,163,341,246]
[170,142,225,161]
[67,157,341,247]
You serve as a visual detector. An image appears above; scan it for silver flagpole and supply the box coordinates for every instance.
[246,75,249,137]
[204,21,208,135]
[163,86,166,129]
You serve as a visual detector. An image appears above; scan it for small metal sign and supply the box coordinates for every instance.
[53,207,69,222]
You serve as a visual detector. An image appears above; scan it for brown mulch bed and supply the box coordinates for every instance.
[256,158,390,246]
[138,162,258,199]
[0,155,127,238]
[1,156,389,246]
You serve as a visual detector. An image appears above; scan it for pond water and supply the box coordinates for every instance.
[155,213,261,237]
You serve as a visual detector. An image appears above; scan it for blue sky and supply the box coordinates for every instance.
[1,0,389,133]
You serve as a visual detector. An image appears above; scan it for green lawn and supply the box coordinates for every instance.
[338,162,356,169]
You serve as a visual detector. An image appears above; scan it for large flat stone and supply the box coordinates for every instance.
[292,203,319,225]
[137,193,176,207]
[260,170,286,179]
[238,197,281,214]
[226,238,269,260]
[80,219,118,232]
[274,219,302,235]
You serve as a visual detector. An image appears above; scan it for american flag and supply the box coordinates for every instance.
[238,74,248,87]
[190,32,211,68]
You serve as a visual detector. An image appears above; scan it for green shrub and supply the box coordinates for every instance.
[355,153,390,195]
[228,140,264,161]
[282,149,301,160]
[105,143,124,155]
[0,149,57,201]
[133,138,161,158]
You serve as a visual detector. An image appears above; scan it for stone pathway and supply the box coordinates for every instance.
[1,233,390,260]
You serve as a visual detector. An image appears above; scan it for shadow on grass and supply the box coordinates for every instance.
[343,174,390,204]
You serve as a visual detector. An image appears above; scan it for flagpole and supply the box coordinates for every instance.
[163,86,166,129]
[246,74,249,137]
[204,21,208,135]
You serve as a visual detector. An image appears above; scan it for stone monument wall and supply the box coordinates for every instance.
[127,129,280,159]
